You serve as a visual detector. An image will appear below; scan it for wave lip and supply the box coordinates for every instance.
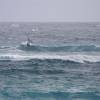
[0,54,100,63]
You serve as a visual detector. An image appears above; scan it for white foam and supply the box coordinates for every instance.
[0,53,100,63]
[11,23,19,28]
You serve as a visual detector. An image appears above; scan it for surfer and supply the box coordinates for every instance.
[26,36,32,47]
[26,32,32,47]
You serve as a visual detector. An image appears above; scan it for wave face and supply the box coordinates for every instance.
[18,44,100,52]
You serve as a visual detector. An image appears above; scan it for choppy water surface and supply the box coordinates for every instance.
[0,22,100,100]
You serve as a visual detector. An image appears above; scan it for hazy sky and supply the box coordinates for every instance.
[0,0,100,22]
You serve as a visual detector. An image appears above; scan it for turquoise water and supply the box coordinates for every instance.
[0,22,100,100]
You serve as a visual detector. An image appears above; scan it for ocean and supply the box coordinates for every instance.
[0,22,100,100]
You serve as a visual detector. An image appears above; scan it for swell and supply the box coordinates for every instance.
[1,91,100,100]
[18,44,100,52]
[20,91,100,99]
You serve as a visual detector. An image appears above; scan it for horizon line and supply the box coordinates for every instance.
[0,21,100,23]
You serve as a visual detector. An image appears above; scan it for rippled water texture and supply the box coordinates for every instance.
[0,22,100,100]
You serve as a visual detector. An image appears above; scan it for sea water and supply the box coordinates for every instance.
[0,22,100,100]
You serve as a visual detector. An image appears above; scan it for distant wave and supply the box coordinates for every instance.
[20,91,100,99]
[18,44,100,52]
[0,54,100,63]
[0,46,10,49]
[10,23,19,28]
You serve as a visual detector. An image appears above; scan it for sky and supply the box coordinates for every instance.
[0,0,100,22]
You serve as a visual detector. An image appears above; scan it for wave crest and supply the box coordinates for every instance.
[0,54,100,63]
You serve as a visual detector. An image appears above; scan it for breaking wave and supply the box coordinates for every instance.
[0,53,100,63]
[1,44,100,63]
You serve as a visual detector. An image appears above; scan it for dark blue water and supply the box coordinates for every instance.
[0,22,100,100]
